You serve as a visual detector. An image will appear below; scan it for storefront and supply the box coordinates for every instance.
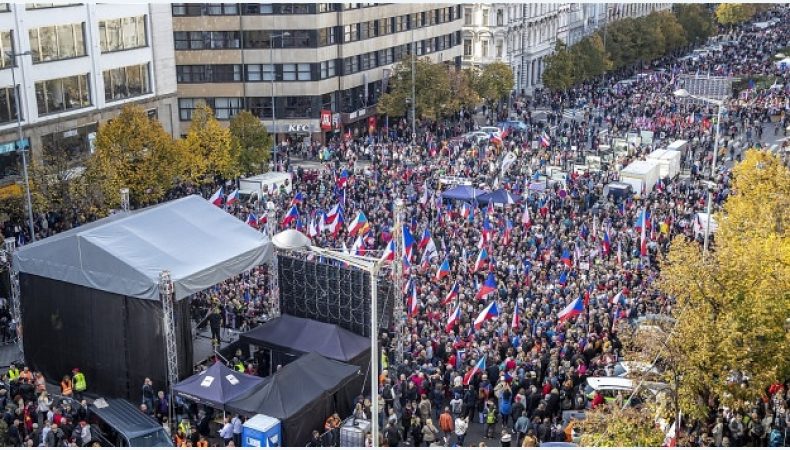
[40,123,98,166]
[0,138,26,186]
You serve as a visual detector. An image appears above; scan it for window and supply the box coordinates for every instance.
[178,98,242,121]
[297,63,311,81]
[394,16,406,33]
[343,24,358,43]
[496,9,504,26]
[359,52,372,71]
[343,56,358,75]
[172,4,202,16]
[208,31,240,49]
[282,96,312,119]
[464,8,472,25]
[481,39,488,57]
[279,4,310,14]
[282,30,311,48]
[174,31,239,50]
[359,21,373,40]
[204,4,238,15]
[35,74,90,115]
[0,4,9,12]
[177,64,242,83]
[378,49,393,66]
[245,64,274,81]
[463,39,472,56]
[317,4,339,13]
[282,63,296,81]
[98,16,147,53]
[320,60,335,79]
[26,3,78,9]
[496,40,503,58]
[103,63,151,102]
[0,86,19,124]
[242,4,272,14]
[378,18,391,36]
[0,31,13,68]
[482,9,489,25]
[318,27,337,46]
[247,97,272,119]
[29,23,85,63]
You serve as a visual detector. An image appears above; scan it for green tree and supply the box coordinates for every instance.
[571,34,612,81]
[660,150,790,420]
[179,102,240,184]
[653,11,688,53]
[601,18,640,69]
[471,61,513,104]
[542,40,576,91]
[377,58,455,120]
[675,4,714,45]
[715,3,756,25]
[578,405,666,447]
[447,68,481,112]
[229,111,272,175]
[83,105,180,209]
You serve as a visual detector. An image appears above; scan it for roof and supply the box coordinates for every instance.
[88,398,163,440]
[621,160,660,176]
[14,195,273,301]
[441,185,488,202]
[173,361,265,409]
[240,315,369,363]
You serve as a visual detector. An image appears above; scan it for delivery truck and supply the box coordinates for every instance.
[238,172,293,203]
[619,160,661,195]
[647,149,682,179]
[666,140,688,156]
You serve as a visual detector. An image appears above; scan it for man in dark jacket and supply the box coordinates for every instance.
[45,423,65,447]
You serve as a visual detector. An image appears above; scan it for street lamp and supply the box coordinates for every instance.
[9,50,35,243]
[271,229,386,446]
[410,25,416,144]
[270,32,290,167]
[673,88,724,257]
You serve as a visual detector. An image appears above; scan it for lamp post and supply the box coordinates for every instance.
[673,88,723,257]
[270,32,290,167]
[411,25,416,144]
[9,50,35,243]
[271,229,385,446]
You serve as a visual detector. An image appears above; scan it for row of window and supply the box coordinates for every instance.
[179,96,316,121]
[98,16,147,53]
[174,6,461,50]
[172,3,376,16]
[176,31,459,84]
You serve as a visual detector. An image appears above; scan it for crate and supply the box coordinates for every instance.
[339,418,370,447]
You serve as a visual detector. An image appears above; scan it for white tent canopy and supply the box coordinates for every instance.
[14,195,273,301]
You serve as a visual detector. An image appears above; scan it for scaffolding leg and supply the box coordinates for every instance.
[3,238,23,357]
[159,271,178,431]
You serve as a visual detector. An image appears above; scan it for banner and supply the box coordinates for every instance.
[320,110,332,131]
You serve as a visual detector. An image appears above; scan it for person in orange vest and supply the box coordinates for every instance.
[60,375,73,397]
[196,435,209,447]
[19,366,33,384]
[324,413,341,446]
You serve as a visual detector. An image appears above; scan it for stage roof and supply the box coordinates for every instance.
[14,195,273,301]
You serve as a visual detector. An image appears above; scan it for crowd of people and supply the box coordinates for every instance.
[0,5,789,448]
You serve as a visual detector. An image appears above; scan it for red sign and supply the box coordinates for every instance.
[368,116,377,133]
[320,110,332,131]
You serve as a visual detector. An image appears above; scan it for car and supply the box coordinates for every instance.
[585,376,670,407]
[479,126,503,138]
[88,398,173,447]
[611,361,662,378]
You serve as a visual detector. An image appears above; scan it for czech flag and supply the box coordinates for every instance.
[521,204,531,228]
[380,239,396,262]
[326,211,344,237]
[557,297,584,322]
[461,203,471,220]
[246,213,258,228]
[472,248,489,273]
[463,355,486,385]
[602,231,611,255]
[407,281,419,317]
[226,189,240,205]
[445,304,462,333]
[435,258,451,281]
[502,219,513,246]
[475,272,497,300]
[290,191,304,206]
[442,282,459,305]
[350,235,366,256]
[634,210,651,231]
[511,301,520,331]
[486,200,495,217]
[418,228,432,250]
[337,168,349,188]
[307,217,320,238]
[482,217,493,243]
[281,205,299,227]
[348,211,370,236]
[611,289,626,305]
[558,270,568,286]
[209,187,224,206]
[326,203,342,224]
[402,225,415,262]
[473,299,499,328]
[540,131,551,148]
[561,249,573,268]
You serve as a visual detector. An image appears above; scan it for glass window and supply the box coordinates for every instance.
[0,86,19,124]
[99,16,146,53]
[0,31,13,68]
[464,8,472,25]
[282,96,312,119]
[29,23,85,63]
[282,30,311,48]
[343,56,358,75]
[482,9,489,25]
[247,97,272,119]
[282,63,296,81]
[242,30,270,49]
[496,40,503,58]
[320,60,335,79]
[481,40,488,57]
[103,63,151,102]
[26,3,79,9]
[178,98,199,121]
[205,4,238,15]
[343,25,358,43]
[242,4,273,15]
[213,97,242,119]
[35,74,91,115]
[464,39,472,56]
[297,63,311,81]
[245,64,274,82]
[0,4,9,12]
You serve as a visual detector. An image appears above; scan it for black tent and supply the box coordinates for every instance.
[173,362,265,410]
[226,352,359,446]
[240,314,370,370]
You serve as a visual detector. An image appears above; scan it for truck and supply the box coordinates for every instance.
[666,140,688,156]
[238,172,293,203]
[619,160,661,195]
[647,149,682,179]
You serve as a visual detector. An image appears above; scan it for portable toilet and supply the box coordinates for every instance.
[242,414,281,447]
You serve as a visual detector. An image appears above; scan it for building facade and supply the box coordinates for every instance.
[172,3,463,144]
[0,3,177,187]
[463,3,672,95]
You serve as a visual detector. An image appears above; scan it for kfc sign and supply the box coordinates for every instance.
[287,124,311,132]
[320,110,332,131]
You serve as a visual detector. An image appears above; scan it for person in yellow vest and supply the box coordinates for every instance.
[7,364,19,382]
[60,375,73,397]
[72,368,87,401]
[232,358,245,373]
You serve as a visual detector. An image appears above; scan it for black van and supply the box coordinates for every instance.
[88,398,172,447]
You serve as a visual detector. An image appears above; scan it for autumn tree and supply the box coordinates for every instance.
[715,3,756,25]
[653,11,688,53]
[578,405,666,447]
[447,68,480,113]
[674,4,714,45]
[229,111,272,175]
[377,58,457,120]
[83,105,180,209]
[571,34,612,82]
[659,150,790,420]
[542,40,576,92]
[470,61,513,104]
[179,102,240,184]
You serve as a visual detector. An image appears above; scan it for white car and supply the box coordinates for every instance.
[479,126,502,138]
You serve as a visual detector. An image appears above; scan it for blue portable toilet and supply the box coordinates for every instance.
[242,414,281,447]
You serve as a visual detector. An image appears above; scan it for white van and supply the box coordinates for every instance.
[239,172,293,202]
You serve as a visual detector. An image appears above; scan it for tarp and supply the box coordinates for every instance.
[13,195,273,301]
[226,353,359,446]
[174,362,265,410]
[441,185,488,202]
[477,189,522,205]
[240,315,369,363]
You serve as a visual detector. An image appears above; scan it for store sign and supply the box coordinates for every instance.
[287,124,311,133]
[0,138,28,154]
[320,110,332,131]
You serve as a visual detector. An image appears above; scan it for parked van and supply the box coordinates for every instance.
[238,172,293,202]
[88,398,172,447]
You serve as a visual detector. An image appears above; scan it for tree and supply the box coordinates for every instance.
[229,111,272,175]
[571,34,612,81]
[471,61,513,104]
[542,40,576,91]
[715,3,756,25]
[179,102,240,184]
[653,11,688,53]
[447,68,480,113]
[82,105,180,209]
[578,405,666,447]
[377,58,455,120]
[659,150,790,420]
[675,4,714,45]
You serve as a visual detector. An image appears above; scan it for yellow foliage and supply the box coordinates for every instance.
[179,103,240,184]
[578,405,665,447]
